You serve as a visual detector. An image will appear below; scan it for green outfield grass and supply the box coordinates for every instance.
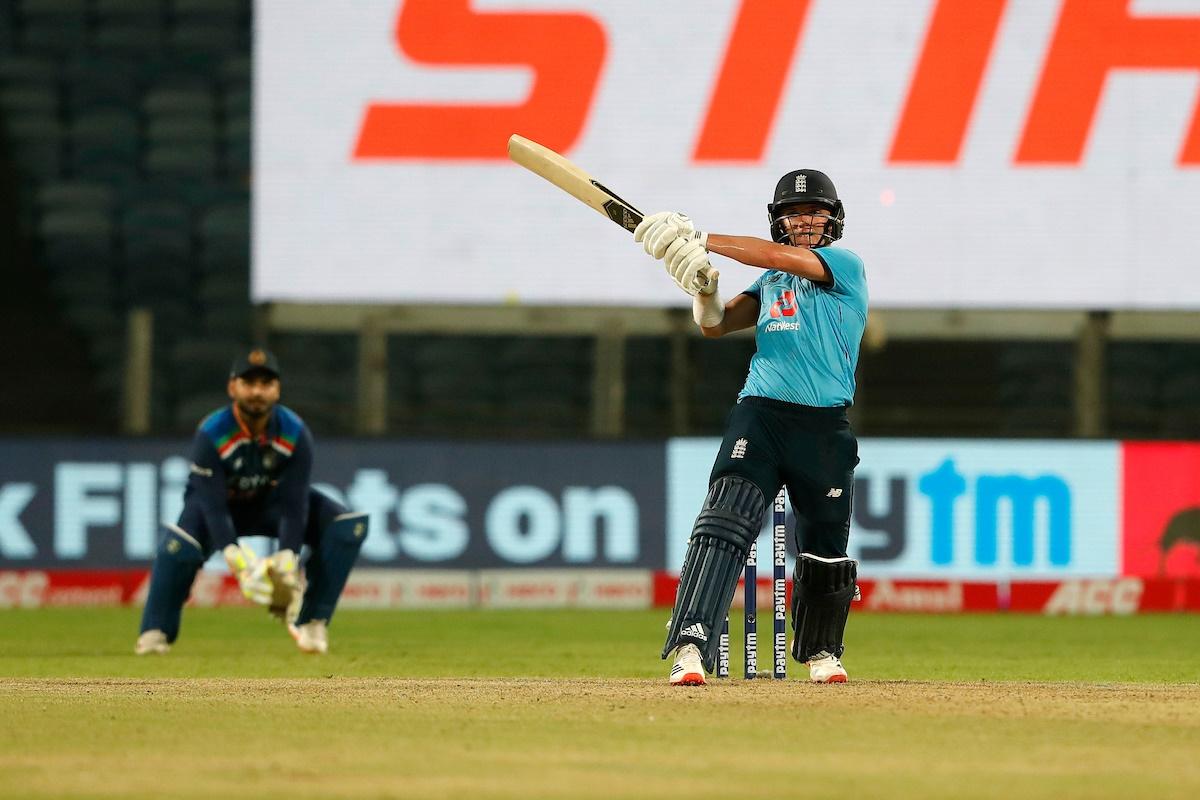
[1,609,1198,799]
[0,608,1196,682]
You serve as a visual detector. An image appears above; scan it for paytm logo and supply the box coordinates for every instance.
[842,441,1119,578]
[674,439,1119,580]
[919,458,1070,567]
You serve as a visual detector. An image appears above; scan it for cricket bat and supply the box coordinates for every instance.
[506,134,712,289]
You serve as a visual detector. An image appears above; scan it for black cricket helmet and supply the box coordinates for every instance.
[767,169,844,247]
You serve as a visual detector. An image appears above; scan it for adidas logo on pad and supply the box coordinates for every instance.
[680,623,708,642]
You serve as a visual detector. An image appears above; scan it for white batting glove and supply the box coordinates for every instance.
[693,271,723,327]
[663,235,714,296]
[634,211,707,259]
[223,543,274,606]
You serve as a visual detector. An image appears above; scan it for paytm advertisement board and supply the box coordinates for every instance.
[666,439,1121,579]
[256,0,1200,309]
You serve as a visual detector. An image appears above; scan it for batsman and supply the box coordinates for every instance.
[135,348,367,656]
[641,170,866,685]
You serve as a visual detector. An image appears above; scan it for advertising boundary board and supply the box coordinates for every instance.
[4,570,1200,614]
[3,437,1200,600]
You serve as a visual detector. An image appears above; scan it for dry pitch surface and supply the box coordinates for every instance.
[1,609,1198,799]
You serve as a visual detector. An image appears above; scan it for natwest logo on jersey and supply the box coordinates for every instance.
[768,291,797,319]
[257,0,1200,309]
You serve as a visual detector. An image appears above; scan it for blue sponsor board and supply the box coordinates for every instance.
[667,439,1120,579]
[0,439,664,569]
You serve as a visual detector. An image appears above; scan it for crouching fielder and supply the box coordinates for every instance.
[135,348,367,656]
[639,171,867,685]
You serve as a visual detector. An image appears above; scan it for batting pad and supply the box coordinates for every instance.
[790,553,857,662]
[662,477,766,673]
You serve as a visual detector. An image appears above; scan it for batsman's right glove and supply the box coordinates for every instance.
[692,270,724,327]
[223,543,274,606]
[663,235,715,296]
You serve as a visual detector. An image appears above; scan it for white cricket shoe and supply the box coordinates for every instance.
[289,619,328,654]
[807,651,848,683]
[669,643,706,686]
[134,630,170,655]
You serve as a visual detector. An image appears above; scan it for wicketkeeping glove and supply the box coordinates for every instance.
[223,543,274,606]
[267,549,303,623]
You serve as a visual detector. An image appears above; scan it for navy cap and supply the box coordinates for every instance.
[230,347,281,380]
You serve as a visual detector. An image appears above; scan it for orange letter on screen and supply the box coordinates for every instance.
[888,0,1008,164]
[1017,0,1200,165]
[692,0,813,162]
[354,0,605,160]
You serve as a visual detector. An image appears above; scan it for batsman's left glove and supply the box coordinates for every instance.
[634,211,707,259]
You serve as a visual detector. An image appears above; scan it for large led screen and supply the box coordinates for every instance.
[255,0,1200,308]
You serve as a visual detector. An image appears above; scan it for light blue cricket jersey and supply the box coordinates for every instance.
[737,246,868,407]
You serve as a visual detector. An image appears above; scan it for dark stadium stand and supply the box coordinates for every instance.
[996,343,1074,437]
[386,335,593,439]
[1108,342,1200,439]
[0,0,251,433]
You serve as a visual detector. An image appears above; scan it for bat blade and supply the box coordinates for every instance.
[506,134,643,232]
[506,133,711,291]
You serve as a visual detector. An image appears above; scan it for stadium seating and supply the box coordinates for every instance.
[688,337,757,432]
[1107,343,1165,437]
[625,336,672,436]
[0,0,252,431]
[497,337,592,436]
[856,341,1011,437]
[1109,342,1200,439]
[272,334,358,434]
[996,343,1073,436]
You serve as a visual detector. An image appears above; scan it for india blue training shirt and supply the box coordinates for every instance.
[737,246,868,407]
